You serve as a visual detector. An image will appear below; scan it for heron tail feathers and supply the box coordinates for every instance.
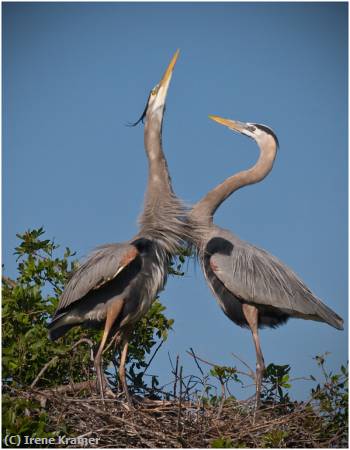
[47,311,81,340]
[313,300,344,330]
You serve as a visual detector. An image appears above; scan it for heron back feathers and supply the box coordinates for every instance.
[204,231,343,330]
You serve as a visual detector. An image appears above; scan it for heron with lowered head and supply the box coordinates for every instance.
[189,115,343,407]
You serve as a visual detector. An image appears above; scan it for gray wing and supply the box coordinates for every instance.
[56,243,139,312]
[209,237,343,330]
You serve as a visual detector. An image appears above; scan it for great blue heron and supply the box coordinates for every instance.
[48,50,188,403]
[189,115,343,407]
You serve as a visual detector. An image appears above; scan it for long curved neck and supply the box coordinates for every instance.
[143,116,174,203]
[138,112,187,254]
[191,136,277,224]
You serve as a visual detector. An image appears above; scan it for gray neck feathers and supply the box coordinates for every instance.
[143,121,174,197]
[138,115,191,255]
[190,137,277,229]
[138,194,191,255]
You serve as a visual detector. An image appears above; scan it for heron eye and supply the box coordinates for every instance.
[151,87,158,96]
[247,125,256,132]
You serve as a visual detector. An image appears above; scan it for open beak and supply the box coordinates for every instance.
[208,115,247,133]
[152,49,180,110]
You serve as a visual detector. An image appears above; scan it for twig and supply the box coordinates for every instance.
[40,380,96,395]
[26,381,96,406]
[216,375,226,419]
[103,330,121,354]
[177,365,183,434]
[187,349,252,379]
[76,426,115,439]
[173,355,179,399]
[189,347,204,376]
[231,352,255,379]
[31,339,94,389]
[71,338,94,361]
[186,350,217,368]
[167,351,175,371]
[31,356,59,388]
[142,339,164,377]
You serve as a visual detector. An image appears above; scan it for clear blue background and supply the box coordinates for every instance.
[3,2,347,399]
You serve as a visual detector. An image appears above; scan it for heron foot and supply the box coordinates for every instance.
[123,386,134,410]
[104,384,117,399]
[95,367,115,402]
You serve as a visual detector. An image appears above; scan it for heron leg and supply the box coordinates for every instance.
[94,299,124,400]
[119,338,132,406]
[242,303,265,409]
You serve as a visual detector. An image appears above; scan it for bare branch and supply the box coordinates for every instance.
[30,356,59,389]
[142,339,164,377]
[189,347,204,376]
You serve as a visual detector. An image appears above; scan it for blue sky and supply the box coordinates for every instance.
[3,2,347,399]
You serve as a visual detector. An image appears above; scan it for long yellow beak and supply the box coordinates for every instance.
[149,50,179,113]
[208,115,246,133]
[159,49,180,89]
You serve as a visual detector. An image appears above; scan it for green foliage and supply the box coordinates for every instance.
[2,227,178,436]
[209,365,242,400]
[209,365,241,384]
[211,437,234,448]
[168,246,192,276]
[130,299,174,362]
[3,228,99,390]
[261,430,289,448]
[2,394,58,442]
[262,363,291,404]
[310,354,348,441]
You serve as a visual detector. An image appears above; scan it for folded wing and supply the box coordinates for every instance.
[210,237,343,330]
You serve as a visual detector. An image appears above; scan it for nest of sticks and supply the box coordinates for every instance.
[10,377,346,449]
[4,345,347,448]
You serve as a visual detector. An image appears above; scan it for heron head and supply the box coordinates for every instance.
[147,49,179,116]
[130,50,179,126]
[209,115,279,149]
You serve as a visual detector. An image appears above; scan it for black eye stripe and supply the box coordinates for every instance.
[252,123,279,148]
